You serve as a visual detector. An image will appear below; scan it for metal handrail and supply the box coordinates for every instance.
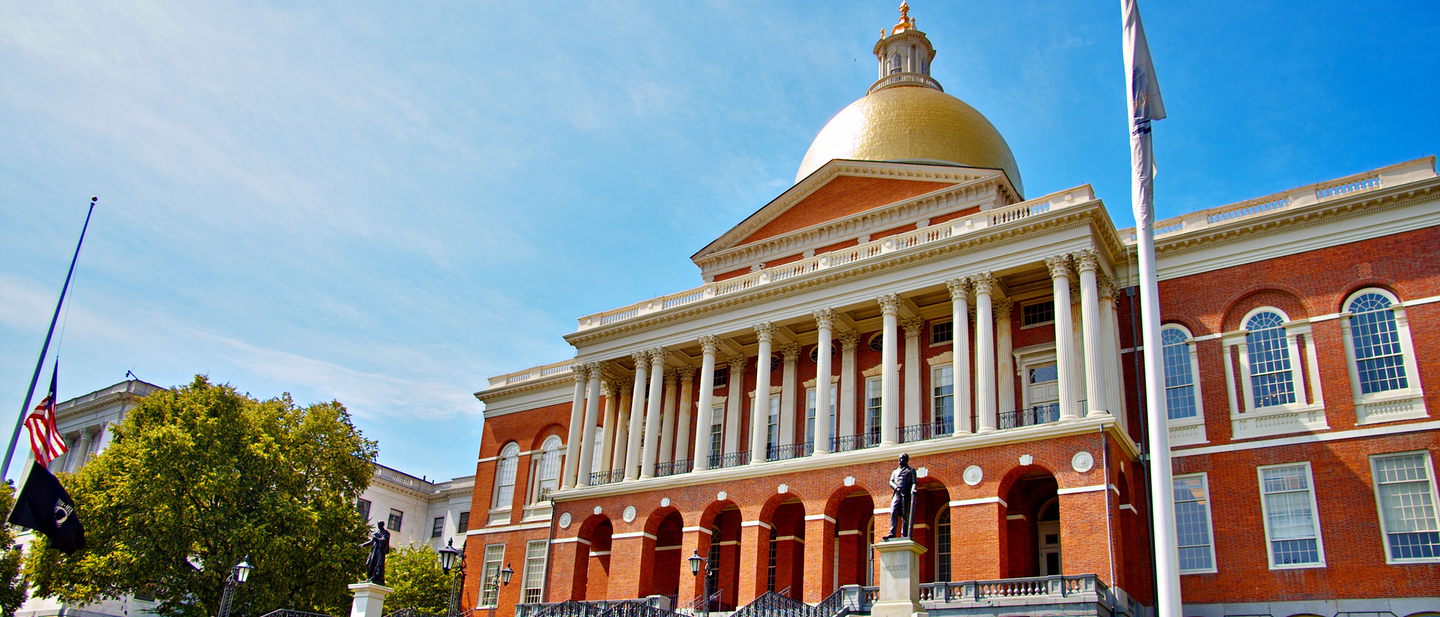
[656,459,692,477]
[709,451,749,469]
[589,469,624,485]
[766,442,811,461]
[829,431,880,453]
[897,420,953,443]
[997,403,1060,430]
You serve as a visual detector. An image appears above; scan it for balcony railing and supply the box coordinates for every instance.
[655,459,691,477]
[897,419,954,444]
[708,451,750,469]
[589,470,624,486]
[767,442,812,461]
[830,430,881,453]
[997,403,1060,430]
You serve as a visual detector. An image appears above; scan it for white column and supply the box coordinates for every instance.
[751,323,775,464]
[612,386,631,472]
[902,316,923,430]
[1048,256,1080,421]
[693,336,719,471]
[577,362,605,486]
[641,349,666,479]
[946,278,972,435]
[1099,276,1125,425]
[1078,250,1108,417]
[66,429,94,473]
[995,298,1016,416]
[724,355,746,459]
[838,331,859,438]
[658,370,678,465]
[624,352,649,480]
[813,309,835,455]
[598,381,618,475]
[675,369,695,464]
[779,343,800,451]
[878,294,901,445]
[561,365,587,490]
[973,274,997,432]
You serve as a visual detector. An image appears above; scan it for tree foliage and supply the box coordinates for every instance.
[0,484,28,617]
[382,545,450,614]
[23,376,378,617]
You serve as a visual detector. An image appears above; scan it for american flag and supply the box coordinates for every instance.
[25,364,67,465]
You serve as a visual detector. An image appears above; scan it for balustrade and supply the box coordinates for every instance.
[708,451,750,469]
[897,419,952,443]
[654,459,691,477]
[767,442,812,461]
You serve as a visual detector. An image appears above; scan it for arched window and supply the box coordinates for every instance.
[1348,292,1408,393]
[1342,289,1426,424]
[1162,327,1199,420]
[493,442,520,509]
[889,52,902,74]
[1245,310,1296,408]
[534,436,563,502]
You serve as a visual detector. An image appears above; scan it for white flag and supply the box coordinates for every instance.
[1124,0,1165,229]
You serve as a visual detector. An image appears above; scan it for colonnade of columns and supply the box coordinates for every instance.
[560,250,1125,490]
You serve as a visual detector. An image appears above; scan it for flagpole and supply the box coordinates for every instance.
[2,197,98,482]
[1122,1,1181,614]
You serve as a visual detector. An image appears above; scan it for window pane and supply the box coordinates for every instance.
[432,517,445,539]
[1261,465,1320,566]
[1374,453,1440,560]
[932,365,954,427]
[523,540,548,603]
[388,509,404,532]
[1173,475,1214,572]
[1246,312,1296,408]
[1349,294,1409,394]
[936,508,951,581]
[457,511,470,533]
[1162,328,1198,420]
[495,444,520,507]
[481,544,505,607]
[931,321,953,345]
[1022,301,1055,327]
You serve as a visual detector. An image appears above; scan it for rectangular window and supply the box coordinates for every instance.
[357,498,371,521]
[865,377,883,442]
[765,396,780,454]
[930,321,953,345]
[431,517,445,539]
[522,539,548,603]
[388,509,404,533]
[1162,329,1198,420]
[1258,463,1324,568]
[766,528,777,592]
[1371,451,1440,562]
[709,405,724,457]
[932,365,954,430]
[480,543,505,607]
[1022,300,1055,327]
[805,385,837,446]
[1173,474,1216,573]
[713,367,728,388]
[457,511,470,533]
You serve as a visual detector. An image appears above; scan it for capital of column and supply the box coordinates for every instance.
[620,384,633,396]
[779,342,802,361]
[572,364,589,382]
[901,316,925,336]
[993,298,1014,320]
[945,277,970,300]
[1075,248,1100,273]
[601,381,614,396]
[728,354,748,372]
[631,351,650,367]
[813,308,835,330]
[972,272,997,295]
[837,330,861,350]
[664,369,678,386]
[1097,274,1118,300]
[1045,255,1072,280]
[649,348,668,367]
[877,293,902,316]
[586,361,608,375]
[680,367,695,383]
[698,335,720,355]
[754,322,776,342]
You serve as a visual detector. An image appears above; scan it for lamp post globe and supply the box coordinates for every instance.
[438,539,462,574]
[235,557,253,584]
[500,563,514,586]
[688,550,703,576]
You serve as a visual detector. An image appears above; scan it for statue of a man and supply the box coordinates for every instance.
[883,453,916,540]
[361,521,391,585]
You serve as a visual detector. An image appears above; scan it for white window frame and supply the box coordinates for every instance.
[1340,288,1428,425]
[1173,473,1217,574]
[1370,450,1440,564]
[531,435,563,504]
[1257,461,1326,570]
[931,363,954,430]
[864,376,883,441]
[480,543,506,607]
[492,442,520,511]
[708,402,725,461]
[1019,299,1056,329]
[929,319,954,347]
[1161,325,1207,447]
[1224,307,1327,440]
[522,539,549,603]
[805,382,838,446]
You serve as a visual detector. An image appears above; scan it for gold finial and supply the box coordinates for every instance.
[891,1,916,35]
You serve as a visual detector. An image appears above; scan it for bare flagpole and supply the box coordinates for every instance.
[2,197,98,482]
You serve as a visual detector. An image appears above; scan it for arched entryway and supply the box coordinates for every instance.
[573,515,613,600]
[758,494,807,600]
[829,488,876,588]
[1000,466,1059,578]
[643,508,685,603]
[696,501,742,611]
[913,478,952,583]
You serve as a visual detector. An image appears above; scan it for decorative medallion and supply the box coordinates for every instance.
[623,506,637,523]
[1072,451,1095,473]
[559,512,572,529]
[963,465,983,486]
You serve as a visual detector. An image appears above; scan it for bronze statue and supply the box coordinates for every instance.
[361,521,391,585]
[883,453,916,540]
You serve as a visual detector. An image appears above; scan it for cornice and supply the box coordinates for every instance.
[475,374,574,403]
[693,160,1013,265]
[565,202,1107,349]
[547,415,1136,503]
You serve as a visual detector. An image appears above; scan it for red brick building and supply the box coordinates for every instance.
[460,10,1440,617]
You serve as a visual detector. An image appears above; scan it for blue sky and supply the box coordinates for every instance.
[2,0,1436,482]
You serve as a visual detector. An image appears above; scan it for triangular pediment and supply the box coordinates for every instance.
[692,160,1012,279]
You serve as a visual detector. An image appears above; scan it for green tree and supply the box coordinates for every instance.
[22,376,378,617]
[0,484,29,617]
[382,545,449,614]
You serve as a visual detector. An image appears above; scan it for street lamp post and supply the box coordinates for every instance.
[687,551,715,617]
[216,557,253,617]
[437,540,466,617]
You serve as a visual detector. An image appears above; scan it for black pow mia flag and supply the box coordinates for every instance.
[8,460,86,554]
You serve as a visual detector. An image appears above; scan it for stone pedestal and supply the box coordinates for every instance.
[348,582,395,617]
[871,539,927,617]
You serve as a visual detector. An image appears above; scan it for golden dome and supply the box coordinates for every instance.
[795,85,1023,197]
